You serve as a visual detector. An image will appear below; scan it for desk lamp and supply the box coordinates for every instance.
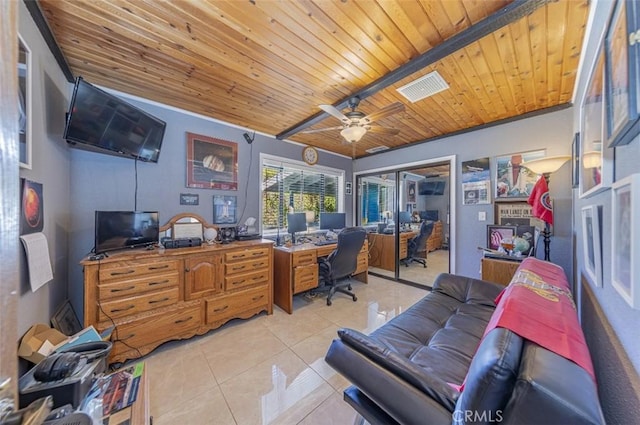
[305,211,315,233]
[521,155,570,261]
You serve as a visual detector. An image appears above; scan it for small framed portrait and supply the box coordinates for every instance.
[186,132,238,190]
[213,195,237,224]
[486,225,517,251]
[581,205,602,287]
[51,300,83,336]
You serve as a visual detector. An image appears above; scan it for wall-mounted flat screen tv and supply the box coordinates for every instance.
[95,211,159,254]
[64,77,166,163]
[418,180,446,196]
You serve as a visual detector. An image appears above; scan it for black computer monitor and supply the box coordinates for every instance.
[319,212,346,230]
[419,210,439,221]
[287,212,307,244]
[399,211,412,224]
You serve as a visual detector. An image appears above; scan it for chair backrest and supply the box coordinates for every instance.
[327,227,366,280]
[408,220,434,255]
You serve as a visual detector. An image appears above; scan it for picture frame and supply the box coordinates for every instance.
[213,195,237,224]
[605,0,640,148]
[179,193,199,206]
[20,178,44,235]
[51,300,83,336]
[407,180,416,203]
[186,132,238,190]
[581,205,602,287]
[572,132,580,189]
[462,157,491,205]
[486,225,516,251]
[495,149,545,199]
[611,174,640,308]
[494,200,547,232]
[18,34,32,169]
[580,41,613,198]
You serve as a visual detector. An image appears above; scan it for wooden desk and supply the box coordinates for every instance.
[367,231,416,271]
[481,257,521,286]
[273,241,368,314]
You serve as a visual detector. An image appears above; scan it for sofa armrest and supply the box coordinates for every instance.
[326,330,456,424]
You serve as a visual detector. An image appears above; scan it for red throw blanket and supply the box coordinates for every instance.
[485,257,595,381]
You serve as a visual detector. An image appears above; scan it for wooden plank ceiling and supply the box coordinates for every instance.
[37,0,589,159]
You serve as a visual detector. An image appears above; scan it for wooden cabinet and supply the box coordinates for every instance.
[426,220,443,252]
[82,240,273,364]
[368,232,416,271]
[481,257,521,286]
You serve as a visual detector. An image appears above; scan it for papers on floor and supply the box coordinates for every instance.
[19,232,53,292]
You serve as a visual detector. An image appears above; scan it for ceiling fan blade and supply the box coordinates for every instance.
[367,125,400,135]
[301,126,344,134]
[319,104,349,123]
[362,102,405,123]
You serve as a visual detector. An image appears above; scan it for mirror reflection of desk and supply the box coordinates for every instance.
[367,231,417,272]
[273,241,368,314]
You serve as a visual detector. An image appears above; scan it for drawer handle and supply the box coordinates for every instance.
[120,333,135,341]
[111,305,135,313]
[251,295,264,302]
[232,265,246,271]
[251,251,262,256]
[175,316,193,324]
[232,279,246,286]
[148,279,169,286]
[149,264,170,270]
[252,276,263,281]
[110,270,135,276]
[110,286,135,293]
[231,254,245,259]
[214,305,229,313]
[149,297,170,304]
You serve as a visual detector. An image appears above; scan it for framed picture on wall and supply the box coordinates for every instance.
[186,132,238,190]
[495,150,545,199]
[611,174,640,308]
[18,35,32,169]
[213,195,237,224]
[604,0,640,147]
[572,132,580,189]
[407,181,416,203]
[581,205,602,287]
[486,225,516,251]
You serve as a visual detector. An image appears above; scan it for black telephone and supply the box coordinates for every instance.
[33,352,80,382]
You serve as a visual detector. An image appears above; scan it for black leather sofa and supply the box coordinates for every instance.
[325,272,605,424]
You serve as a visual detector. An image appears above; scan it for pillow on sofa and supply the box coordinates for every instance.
[453,328,523,423]
[338,328,459,411]
[432,273,503,306]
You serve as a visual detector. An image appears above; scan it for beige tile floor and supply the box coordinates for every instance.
[143,276,434,425]
[369,248,450,287]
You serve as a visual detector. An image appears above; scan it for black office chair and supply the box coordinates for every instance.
[401,220,434,268]
[316,227,366,306]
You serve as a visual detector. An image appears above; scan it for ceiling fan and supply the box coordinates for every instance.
[302,97,405,143]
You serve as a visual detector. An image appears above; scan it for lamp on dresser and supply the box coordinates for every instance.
[521,155,571,261]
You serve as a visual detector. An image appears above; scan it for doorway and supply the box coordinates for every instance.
[355,157,454,288]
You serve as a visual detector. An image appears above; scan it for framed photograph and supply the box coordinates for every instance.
[462,158,491,205]
[186,132,238,190]
[572,132,580,189]
[495,150,545,199]
[580,41,613,198]
[213,195,237,224]
[494,201,547,232]
[605,0,640,147]
[18,35,32,169]
[486,225,516,251]
[514,225,536,256]
[611,174,640,308]
[20,178,44,235]
[179,193,199,206]
[581,205,602,287]
[51,300,83,336]
[407,181,416,203]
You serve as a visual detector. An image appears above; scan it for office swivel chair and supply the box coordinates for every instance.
[316,227,366,306]
[401,220,434,268]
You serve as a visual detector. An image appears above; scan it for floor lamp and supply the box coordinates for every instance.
[521,155,571,261]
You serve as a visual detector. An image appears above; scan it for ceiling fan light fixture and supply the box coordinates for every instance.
[340,125,367,143]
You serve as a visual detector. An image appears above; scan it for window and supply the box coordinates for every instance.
[360,178,395,224]
[261,155,344,234]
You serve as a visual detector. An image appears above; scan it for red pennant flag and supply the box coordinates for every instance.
[528,177,553,225]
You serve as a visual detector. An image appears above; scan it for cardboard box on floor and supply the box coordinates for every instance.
[19,324,107,364]
[18,323,67,364]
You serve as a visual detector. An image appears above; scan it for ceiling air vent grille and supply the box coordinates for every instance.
[366,146,389,154]
[396,71,449,103]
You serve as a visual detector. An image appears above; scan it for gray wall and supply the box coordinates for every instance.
[354,108,574,281]
[67,95,353,319]
[571,0,640,416]
[17,2,71,338]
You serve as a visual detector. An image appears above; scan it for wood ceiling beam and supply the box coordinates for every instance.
[276,0,549,140]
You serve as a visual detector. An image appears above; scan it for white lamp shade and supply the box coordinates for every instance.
[305,211,315,223]
[340,125,367,143]
[521,155,571,175]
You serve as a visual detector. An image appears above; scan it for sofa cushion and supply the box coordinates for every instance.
[453,328,523,423]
